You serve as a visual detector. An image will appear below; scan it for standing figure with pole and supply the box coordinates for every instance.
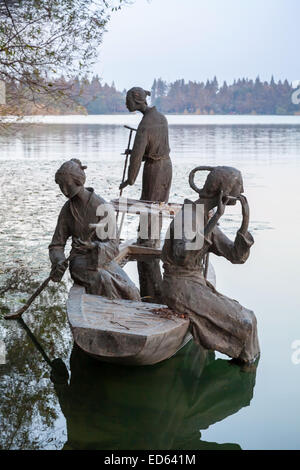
[120,87,173,303]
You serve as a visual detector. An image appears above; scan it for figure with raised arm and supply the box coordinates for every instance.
[161,166,260,364]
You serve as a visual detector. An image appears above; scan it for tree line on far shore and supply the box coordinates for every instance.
[151,77,300,115]
[2,75,300,116]
[1,76,126,116]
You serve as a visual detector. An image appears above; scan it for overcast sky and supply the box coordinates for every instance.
[95,0,299,91]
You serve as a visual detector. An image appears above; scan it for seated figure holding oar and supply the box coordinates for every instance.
[49,159,140,301]
[161,166,260,364]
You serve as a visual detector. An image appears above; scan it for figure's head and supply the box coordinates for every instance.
[126,87,151,112]
[55,159,87,199]
[189,166,244,207]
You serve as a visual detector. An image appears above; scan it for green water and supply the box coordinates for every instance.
[0,302,257,450]
[1,116,300,449]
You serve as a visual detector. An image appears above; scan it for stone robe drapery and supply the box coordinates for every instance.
[161,200,260,363]
[127,106,173,303]
[127,106,172,202]
[49,188,140,300]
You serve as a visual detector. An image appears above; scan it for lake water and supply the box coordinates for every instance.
[0,114,300,450]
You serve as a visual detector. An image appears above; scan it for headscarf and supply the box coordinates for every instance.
[127,87,151,105]
[55,159,87,186]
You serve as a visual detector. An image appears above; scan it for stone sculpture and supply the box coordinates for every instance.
[120,87,173,303]
[120,87,172,205]
[161,166,260,363]
[49,159,140,301]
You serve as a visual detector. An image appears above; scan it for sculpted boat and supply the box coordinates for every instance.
[67,284,192,366]
[67,241,216,366]
[66,197,217,366]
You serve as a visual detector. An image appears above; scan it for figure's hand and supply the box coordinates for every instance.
[119,179,129,191]
[216,190,230,217]
[73,238,96,252]
[123,149,131,156]
[50,259,68,283]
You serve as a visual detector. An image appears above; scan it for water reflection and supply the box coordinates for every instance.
[0,303,258,450]
[0,270,258,451]
[17,318,69,386]
[54,344,257,450]
[0,277,71,450]
[1,123,300,163]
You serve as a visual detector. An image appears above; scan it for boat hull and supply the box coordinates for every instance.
[67,285,192,366]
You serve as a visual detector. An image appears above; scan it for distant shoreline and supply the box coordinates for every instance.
[3,112,300,116]
[2,114,300,127]
[2,112,300,118]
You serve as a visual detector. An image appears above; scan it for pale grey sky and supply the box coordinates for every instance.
[96,0,299,91]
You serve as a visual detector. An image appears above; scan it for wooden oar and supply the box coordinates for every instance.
[4,257,70,320]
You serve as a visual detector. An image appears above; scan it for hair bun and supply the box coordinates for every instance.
[71,158,87,170]
[127,87,151,104]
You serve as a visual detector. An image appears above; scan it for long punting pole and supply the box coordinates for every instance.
[117,125,137,241]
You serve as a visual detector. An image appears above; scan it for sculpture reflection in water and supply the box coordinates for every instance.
[0,311,258,450]
[53,343,258,450]
[0,278,71,450]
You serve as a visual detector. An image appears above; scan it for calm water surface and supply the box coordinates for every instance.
[0,115,300,450]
